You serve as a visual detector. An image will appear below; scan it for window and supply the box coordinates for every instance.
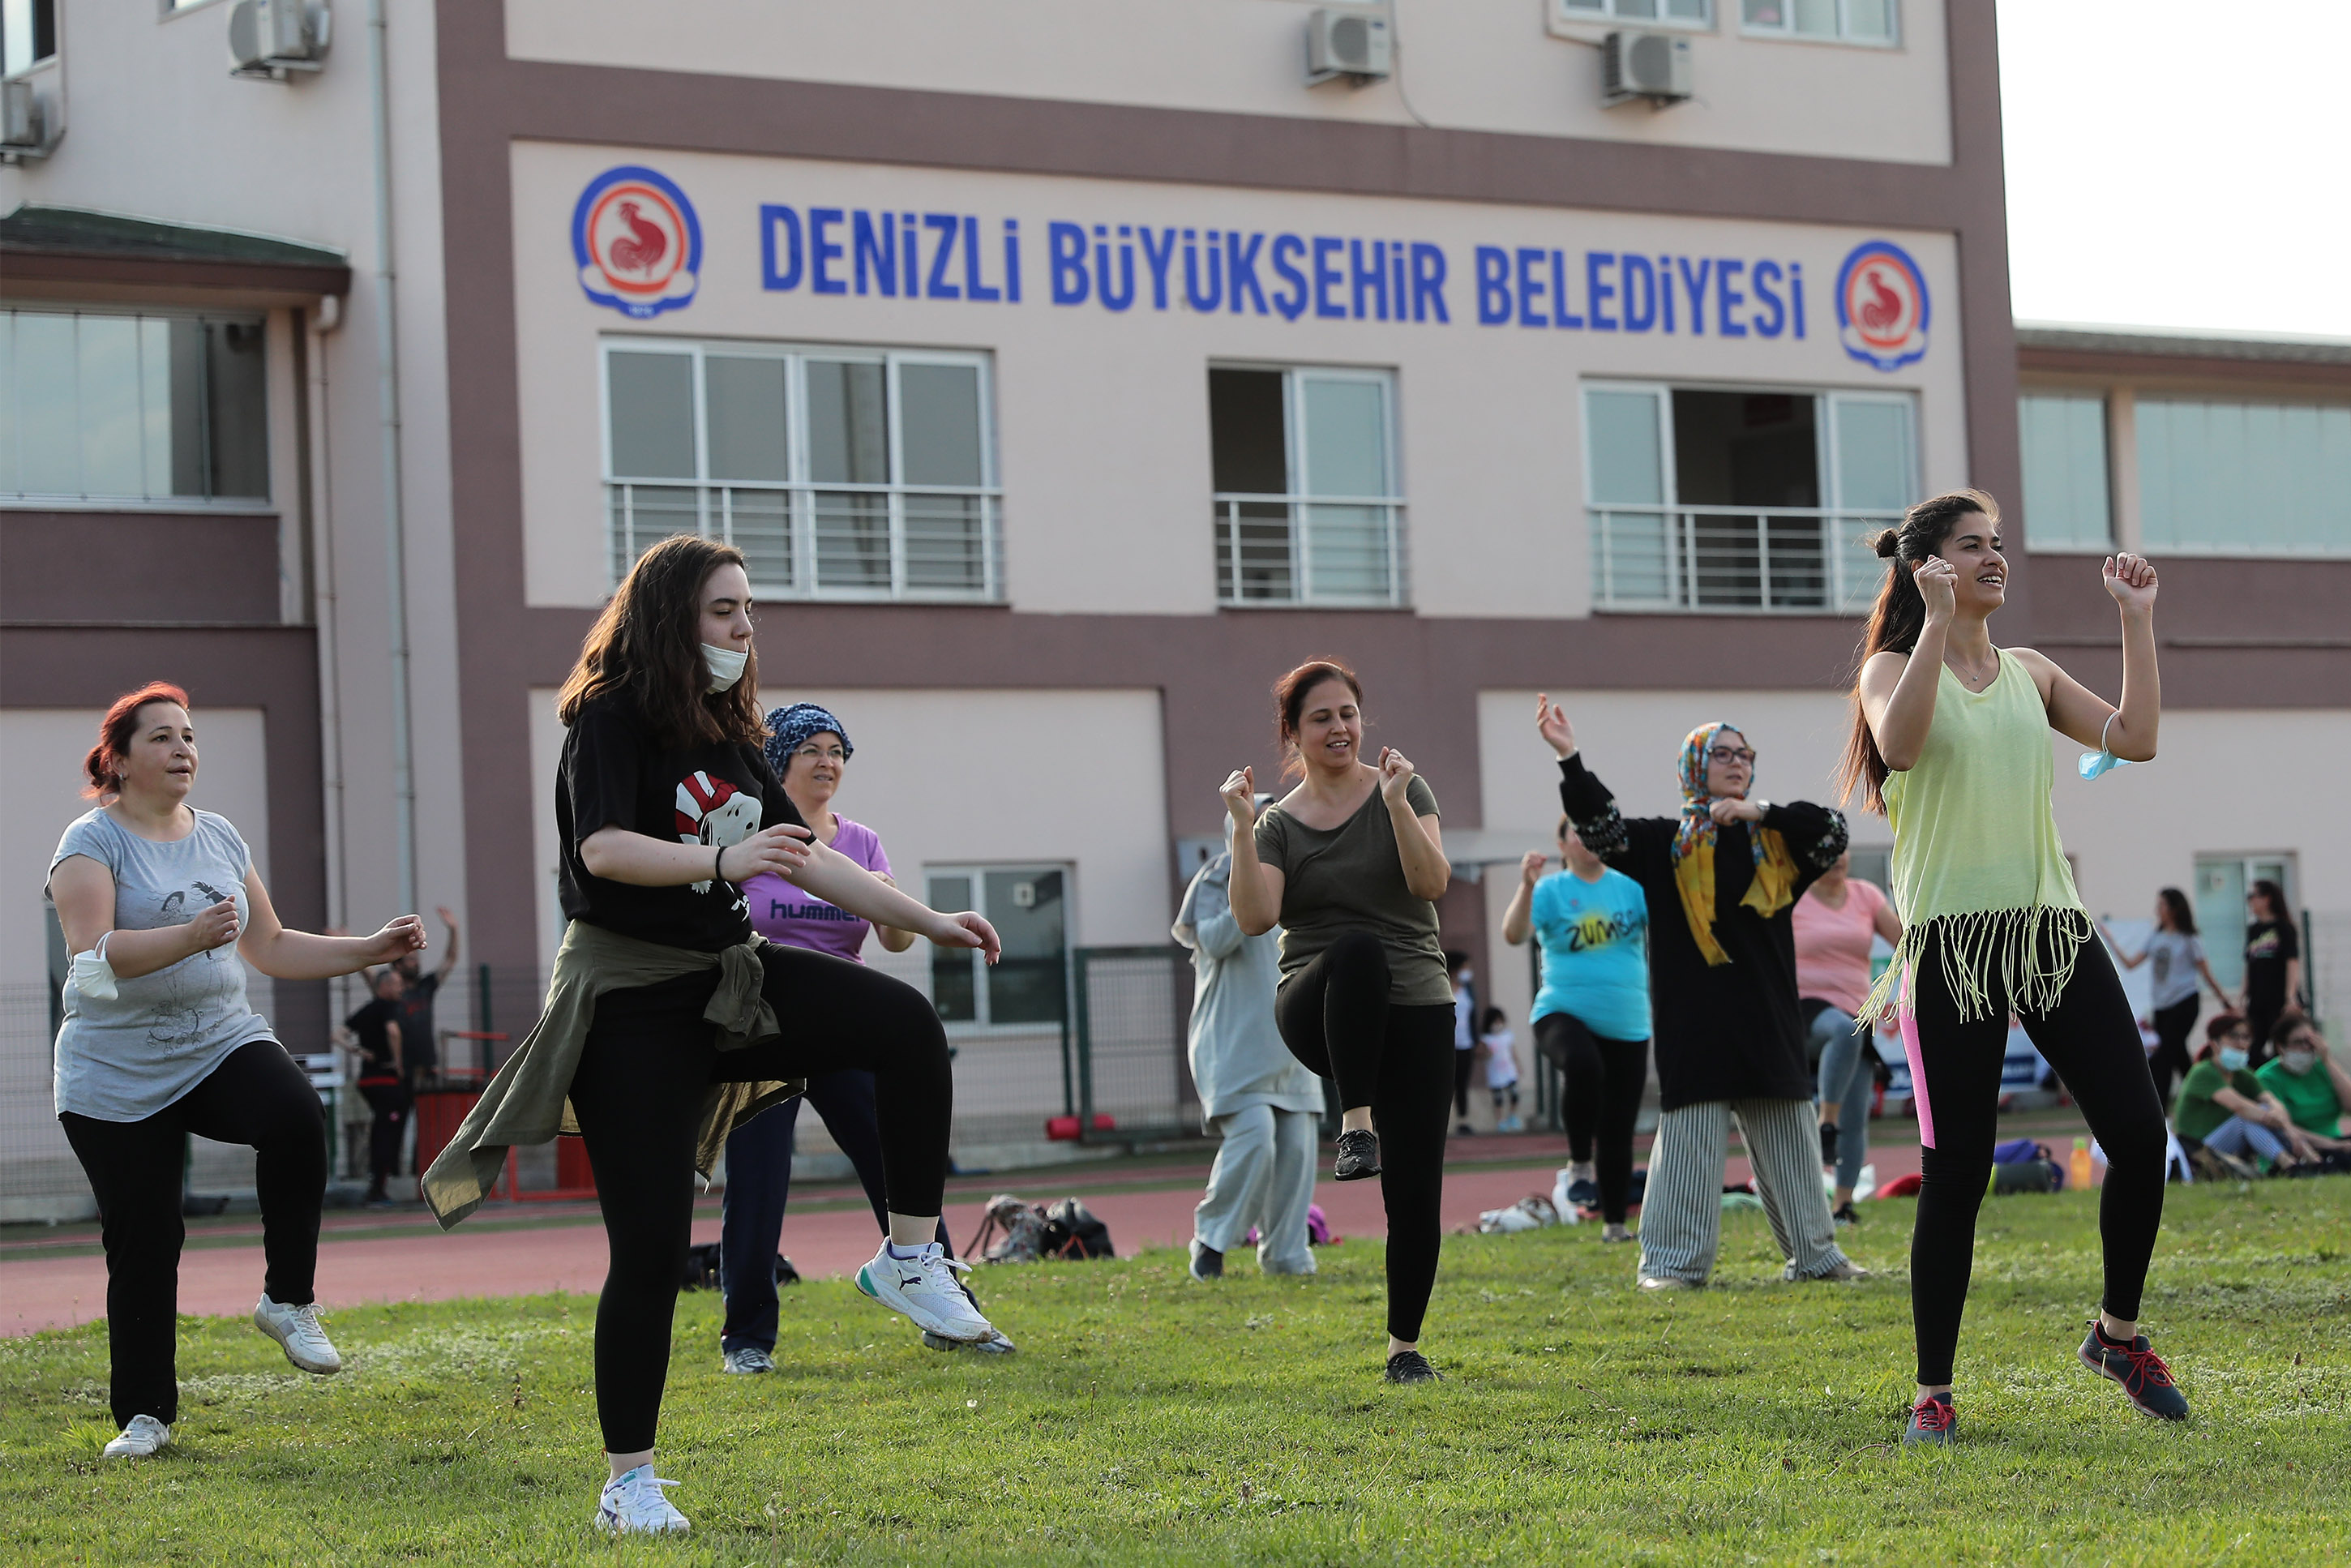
[0,308,268,503]
[1741,0,1896,45]
[2,0,54,75]
[1585,383,1910,611]
[2193,855,2295,995]
[1210,365,1404,606]
[926,868,1069,1030]
[2017,393,2113,550]
[2135,396,2351,555]
[602,340,1000,600]
[1557,0,1713,26]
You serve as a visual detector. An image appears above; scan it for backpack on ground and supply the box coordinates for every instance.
[680,1242,799,1291]
[967,1193,1114,1262]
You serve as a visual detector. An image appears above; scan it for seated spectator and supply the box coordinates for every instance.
[2174,1014,2320,1173]
[2255,1014,2351,1157]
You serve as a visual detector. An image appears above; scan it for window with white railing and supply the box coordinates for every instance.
[1585,383,1912,612]
[602,340,1000,601]
[1211,364,1405,607]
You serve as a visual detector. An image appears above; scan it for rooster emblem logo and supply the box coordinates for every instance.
[1834,240,1929,372]
[573,166,702,319]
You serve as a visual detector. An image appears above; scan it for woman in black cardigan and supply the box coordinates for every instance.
[1535,696,1866,1290]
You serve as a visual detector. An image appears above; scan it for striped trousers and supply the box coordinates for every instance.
[1637,1097,1850,1285]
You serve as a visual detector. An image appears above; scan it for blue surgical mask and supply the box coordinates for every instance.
[2216,1047,2250,1074]
[2078,712,2135,782]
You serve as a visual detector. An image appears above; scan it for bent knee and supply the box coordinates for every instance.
[1324,929,1390,979]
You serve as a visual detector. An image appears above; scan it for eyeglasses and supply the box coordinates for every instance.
[1706,746,1757,765]
[793,745,847,763]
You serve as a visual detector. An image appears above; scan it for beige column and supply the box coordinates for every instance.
[2105,385,2141,551]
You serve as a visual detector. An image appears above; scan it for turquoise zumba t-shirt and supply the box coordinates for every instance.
[1529,868,1651,1043]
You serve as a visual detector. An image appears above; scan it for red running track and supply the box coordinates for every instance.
[2,1137,1923,1338]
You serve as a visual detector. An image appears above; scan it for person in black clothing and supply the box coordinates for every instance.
[1535,696,1864,1291]
[2242,880,2302,1065]
[390,905,460,1088]
[545,536,1004,1536]
[341,968,409,1206]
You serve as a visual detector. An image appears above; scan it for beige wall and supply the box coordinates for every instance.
[0,708,271,990]
[512,143,1968,618]
[505,0,1952,166]
[527,687,1170,973]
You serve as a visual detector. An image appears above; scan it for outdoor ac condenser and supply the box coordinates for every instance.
[1603,30,1693,107]
[0,80,42,149]
[229,0,331,78]
[1305,6,1393,86]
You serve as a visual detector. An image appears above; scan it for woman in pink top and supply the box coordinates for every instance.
[719,705,1010,1369]
[1792,850,1903,1222]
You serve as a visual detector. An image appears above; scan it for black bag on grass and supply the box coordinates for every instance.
[680,1242,799,1290]
[1038,1197,1116,1260]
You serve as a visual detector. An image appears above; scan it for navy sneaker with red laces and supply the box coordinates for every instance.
[2079,1323,2190,1420]
[1901,1391,1955,1447]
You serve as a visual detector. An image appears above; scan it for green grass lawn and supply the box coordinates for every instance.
[4,1181,2348,1566]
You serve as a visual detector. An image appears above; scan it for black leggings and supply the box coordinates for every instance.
[1273,932,1454,1344]
[567,942,954,1454]
[2148,994,2199,1107]
[359,1081,410,1192]
[59,1039,327,1428]
[1909,934,2167,1386]
[1452,1049,1475,1120]
[1535,1013,1649,1225]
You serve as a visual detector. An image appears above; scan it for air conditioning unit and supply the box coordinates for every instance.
[229,0,332,79]
[1603,30,1693,107]
[1305,6,1392,87]
[0,79,57,162]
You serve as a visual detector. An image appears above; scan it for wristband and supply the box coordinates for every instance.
[713,843,726,884]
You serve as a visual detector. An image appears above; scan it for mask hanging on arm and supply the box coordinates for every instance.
[2078,712,2135,782]
[703,643,749,692]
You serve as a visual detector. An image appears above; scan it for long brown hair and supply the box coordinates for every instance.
[557,537,765,749]
[1834,488,2002,814]
[84,682,193,799]
[1272,658,1363,780]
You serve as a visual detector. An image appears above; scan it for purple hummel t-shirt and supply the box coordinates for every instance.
[742,815,892,962]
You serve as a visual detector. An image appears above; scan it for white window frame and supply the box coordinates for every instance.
[1739,0,1899,48]
[1553,0,1715,29]
[1212,362,1407,609]
[599,336,1003,602]
[2015,390,2117,555]
[1583,379,1913,614]
[924,863,1075,1035]
[0,302,273,511]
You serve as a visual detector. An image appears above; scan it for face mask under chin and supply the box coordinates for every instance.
[702,643,749,692]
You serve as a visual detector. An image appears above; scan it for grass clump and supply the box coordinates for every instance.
[2,1180,2347,1564]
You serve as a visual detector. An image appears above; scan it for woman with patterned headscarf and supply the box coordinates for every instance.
[1535,696,1864,1292]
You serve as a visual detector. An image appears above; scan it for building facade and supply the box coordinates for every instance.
[4,2,2345,1176]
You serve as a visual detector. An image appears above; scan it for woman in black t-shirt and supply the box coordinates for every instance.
[550,537,1004,1536]
[2242,880,2302,1065]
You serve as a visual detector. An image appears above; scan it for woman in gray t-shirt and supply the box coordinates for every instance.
[47,683,422,1460]
[1221,659,1456,1387]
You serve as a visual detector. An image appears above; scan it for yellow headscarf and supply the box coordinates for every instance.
[1670,721,1797,966]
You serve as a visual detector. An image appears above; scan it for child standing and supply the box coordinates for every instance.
[1481,1007,1522,1133]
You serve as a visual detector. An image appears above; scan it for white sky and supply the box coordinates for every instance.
[1999,0,2350,339]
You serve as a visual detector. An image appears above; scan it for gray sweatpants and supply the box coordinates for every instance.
[1193,1104,1319,1275]
[1637,1097,1850,1284]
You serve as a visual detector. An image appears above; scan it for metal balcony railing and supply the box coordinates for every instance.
[1214,493,1407,607]
[608,479,1003,602]
[1591,504,1895,613]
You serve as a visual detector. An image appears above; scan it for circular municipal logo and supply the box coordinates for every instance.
[573,166,702,319]
[1834,240,1929,372]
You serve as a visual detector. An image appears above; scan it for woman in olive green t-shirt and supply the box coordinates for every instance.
[1222,659,1454,1386]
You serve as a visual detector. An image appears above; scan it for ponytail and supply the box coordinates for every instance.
[1834,489,2001,814]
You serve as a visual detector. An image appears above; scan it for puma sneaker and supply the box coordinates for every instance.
[597,1465,688,1534]
[855,1240,995,1343]
[254,1294,342,1375]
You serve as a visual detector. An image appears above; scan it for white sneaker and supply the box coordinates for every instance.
[102,1415,172,1459]
[722,1347,774,1374]
[924,1327,1017,1355]
[253,1294,342,1374]
[855,1241,995,1343]
[597,1465,688,1534]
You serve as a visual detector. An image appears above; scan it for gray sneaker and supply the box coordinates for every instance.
[102,1414,172,1459]
[722,1347,774,1374]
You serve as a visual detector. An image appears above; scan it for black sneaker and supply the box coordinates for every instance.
[1831,1202,1860,1227]
[1188,1243,1224,1281]
[1334,1129,1381,1180]
[1384,1350,1441,1385]
[1902,1391,1955,1446]
[1819,1122,1840,1167]
[2078,1324,2190,1421]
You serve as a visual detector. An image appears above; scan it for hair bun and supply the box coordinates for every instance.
[1868,529,1901,559]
